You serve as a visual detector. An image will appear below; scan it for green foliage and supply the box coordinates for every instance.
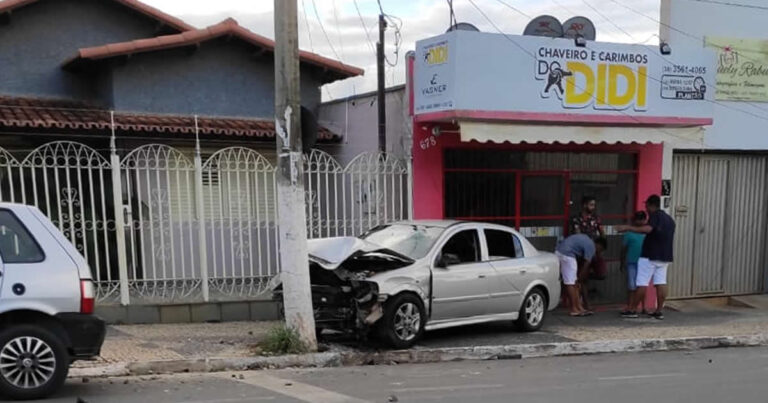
[259,324,309,355]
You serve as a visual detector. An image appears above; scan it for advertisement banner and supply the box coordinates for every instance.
[414,32,715,124]
[706,36,768,102]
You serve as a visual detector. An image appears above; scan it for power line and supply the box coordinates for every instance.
[607,0,703,42]
[550,0,579,16]
[353,0,376,55]
[495,0,532,19]
[555,0,768,117]
[469,0,536,58]
[376,0,403,68]
[300,0,315,52]
[465,0,717,146]
[447,0,457,27]
[488,0,768,125]
[331,0,346,61]
[607,0,768,115]
[548,0,627,43]
[688,0,768,11]
[310,0,343,61]
[580,0,637,41]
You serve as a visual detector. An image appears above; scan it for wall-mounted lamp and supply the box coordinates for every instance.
[574,34,587,47]
[660,41,672,55]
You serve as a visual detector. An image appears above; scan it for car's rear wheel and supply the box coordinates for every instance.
[0,325,69,401]
[515,288,547,332]
[379,293,425,349]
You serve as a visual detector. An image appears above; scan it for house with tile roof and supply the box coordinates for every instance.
[0,0,361,153]
[0,0,404,315]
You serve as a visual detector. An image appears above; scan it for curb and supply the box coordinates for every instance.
[69,333,768,379]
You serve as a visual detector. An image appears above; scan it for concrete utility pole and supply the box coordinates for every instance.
[273,0,317,350]
[377,13,387,153]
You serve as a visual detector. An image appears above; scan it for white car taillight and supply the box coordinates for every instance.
[80,280,95,314]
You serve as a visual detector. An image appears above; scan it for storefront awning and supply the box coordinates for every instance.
[458,121,705,146]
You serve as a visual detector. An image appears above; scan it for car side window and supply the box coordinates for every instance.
[0,210,45,263]
[439,229,480,266]
[513,234,525,258]
[484,229,522,260]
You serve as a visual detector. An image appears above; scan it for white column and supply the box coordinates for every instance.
[194,116,210,302]
[110,112,131,306]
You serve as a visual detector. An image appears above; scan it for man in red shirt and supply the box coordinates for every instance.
[571,196,605,239]
[570,196,606,311]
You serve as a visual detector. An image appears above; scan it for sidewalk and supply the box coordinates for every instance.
[73,296,768,376]
[73,321,280,369]
[417,297,768,348]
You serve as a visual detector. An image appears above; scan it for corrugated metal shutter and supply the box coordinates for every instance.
[723,156,767,295]
[693,157,728,294]
[671,153,767,298]
[670,154,698,298]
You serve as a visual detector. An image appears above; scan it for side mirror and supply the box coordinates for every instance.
[436,256,447,268]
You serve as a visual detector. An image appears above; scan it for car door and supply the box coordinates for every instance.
[0,253,4,299]
[484,228,532,315]
[431,228,493,321]
[0,208,80,313]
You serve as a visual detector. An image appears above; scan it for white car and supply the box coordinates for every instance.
[0,203,105,400]
[288,220,561,348]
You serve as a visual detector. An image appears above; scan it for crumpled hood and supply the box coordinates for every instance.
[308,237,413,270]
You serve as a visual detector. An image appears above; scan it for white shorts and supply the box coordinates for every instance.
[636,257,669,286]
[556,251,578,285]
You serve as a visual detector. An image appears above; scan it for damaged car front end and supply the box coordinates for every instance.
[273,236,419,338]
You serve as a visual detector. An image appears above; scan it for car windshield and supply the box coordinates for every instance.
[360,224,445,260]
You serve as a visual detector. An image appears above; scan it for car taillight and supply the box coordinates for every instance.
[80,280,95,314]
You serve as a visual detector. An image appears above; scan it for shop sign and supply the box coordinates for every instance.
[536,48,652,111]
[706,37,768,102]
[416,39,454,112]
[414,32,715,124]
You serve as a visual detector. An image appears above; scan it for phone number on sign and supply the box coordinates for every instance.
[668,65,707,75]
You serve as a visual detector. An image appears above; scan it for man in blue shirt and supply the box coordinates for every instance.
[556,233,607,316]
[617,195,676,320]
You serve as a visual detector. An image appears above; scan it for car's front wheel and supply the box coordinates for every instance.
[0,324,69,401]
[515,288,547,332]
[379,293,425,349]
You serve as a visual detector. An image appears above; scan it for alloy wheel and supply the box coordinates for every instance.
[0,336,57,390]
[524,293,545,327]
[394,302,421,341]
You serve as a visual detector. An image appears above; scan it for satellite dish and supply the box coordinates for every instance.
[446,22,480,33]
[523,15,563,38]
[562,16,596,41]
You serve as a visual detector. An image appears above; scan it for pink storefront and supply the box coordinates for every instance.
[408,31,714,303]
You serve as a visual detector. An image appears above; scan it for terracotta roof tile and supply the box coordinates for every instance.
[0,96,340,142]
[65,18,364,81]
[0,0,195,32]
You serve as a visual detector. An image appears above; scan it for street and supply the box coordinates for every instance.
[37,346,768,403]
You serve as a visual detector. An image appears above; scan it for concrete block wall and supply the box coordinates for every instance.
[95,301,280,325]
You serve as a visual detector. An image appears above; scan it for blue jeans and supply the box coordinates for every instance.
[626,262,638,291]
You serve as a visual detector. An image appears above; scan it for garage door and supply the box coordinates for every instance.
[670,153,767,298]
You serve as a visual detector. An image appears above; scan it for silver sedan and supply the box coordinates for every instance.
[300,220,561,348]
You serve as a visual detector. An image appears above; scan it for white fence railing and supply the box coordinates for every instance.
[0,141,410,305]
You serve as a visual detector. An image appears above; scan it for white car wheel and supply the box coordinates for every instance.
[515,288,547,332]
[0,325,69,401]
[380,293,425,349]
[394,302,421,342]
[0,336,57,389]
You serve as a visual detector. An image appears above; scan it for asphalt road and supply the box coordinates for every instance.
[34,346,768,403]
